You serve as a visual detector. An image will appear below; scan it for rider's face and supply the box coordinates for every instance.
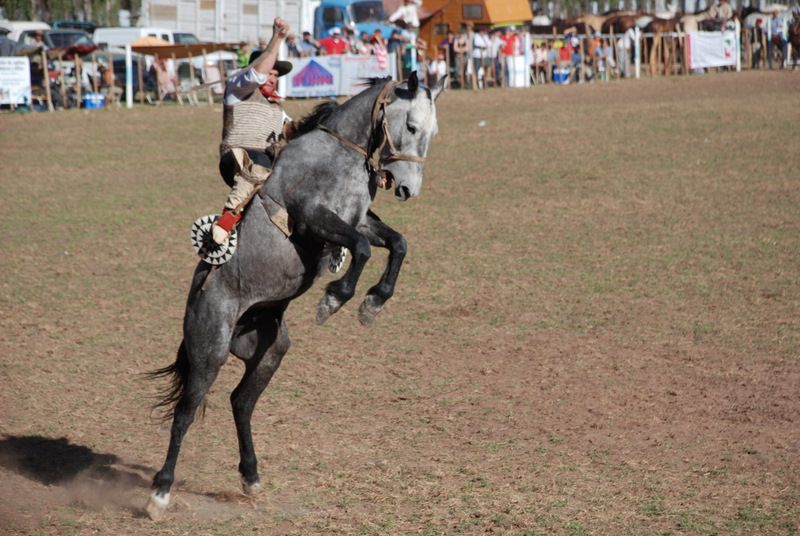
[261,69,279,93]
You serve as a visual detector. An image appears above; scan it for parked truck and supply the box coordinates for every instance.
[314,0,398,39]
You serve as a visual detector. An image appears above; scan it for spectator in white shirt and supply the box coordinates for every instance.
[388,0,422,40]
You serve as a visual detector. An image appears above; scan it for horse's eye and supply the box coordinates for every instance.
[407,124,417,135]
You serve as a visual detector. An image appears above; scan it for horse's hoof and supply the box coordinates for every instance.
[316,294,342,325]
[145,491,170,521]
[241,476,262,496]
[358,295,384,327]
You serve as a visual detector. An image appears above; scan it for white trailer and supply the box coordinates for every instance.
[139,0,319,44]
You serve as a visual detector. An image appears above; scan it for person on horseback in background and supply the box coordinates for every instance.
[212,17,295,245]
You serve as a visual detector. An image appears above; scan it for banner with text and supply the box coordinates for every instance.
[0,57,32,106]
[686,31,737,69]
[285,54,397,98]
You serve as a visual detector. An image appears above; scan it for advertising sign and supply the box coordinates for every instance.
[285,54,396,98]
[686,31,737,69]
[288,57,340,98]
[0,57,32,106]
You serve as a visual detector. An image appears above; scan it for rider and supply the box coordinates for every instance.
[212,17,294,245]
[708,0,734,30]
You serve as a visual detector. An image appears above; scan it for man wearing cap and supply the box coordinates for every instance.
[319,27,348,55]
[211,16,294,244]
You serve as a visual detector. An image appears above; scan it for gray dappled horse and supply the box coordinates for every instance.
[145,72,446,520]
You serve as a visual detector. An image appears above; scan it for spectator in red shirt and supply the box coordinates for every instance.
[319,27,348,55]
[501,27,518,57]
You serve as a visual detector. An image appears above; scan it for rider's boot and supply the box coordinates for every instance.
[211,149,271,245]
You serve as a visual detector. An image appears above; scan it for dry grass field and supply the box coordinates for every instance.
[1,70,799,535]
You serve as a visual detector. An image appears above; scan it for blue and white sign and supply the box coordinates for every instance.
[0,57,32,106]
[285,54,396,98]
[289,58,340,98]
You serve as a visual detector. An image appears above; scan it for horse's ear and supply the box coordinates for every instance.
[407,71,419,94]
[432,75,447,101]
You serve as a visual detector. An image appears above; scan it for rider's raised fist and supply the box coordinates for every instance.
[273,17,290,38]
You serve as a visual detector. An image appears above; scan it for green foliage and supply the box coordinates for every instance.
[0,0,134,25]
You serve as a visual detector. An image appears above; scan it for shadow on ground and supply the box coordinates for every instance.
[0,435,151,487]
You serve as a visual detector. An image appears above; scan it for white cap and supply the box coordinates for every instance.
[571,37,580,46]
[330,27,341,35]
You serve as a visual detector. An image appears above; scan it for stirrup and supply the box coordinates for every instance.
[329,247,347,273]
[191,214,238,265]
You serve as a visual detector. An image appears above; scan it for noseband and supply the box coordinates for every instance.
[318,80,426,172]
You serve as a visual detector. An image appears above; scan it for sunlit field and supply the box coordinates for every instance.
[1,70,799,535]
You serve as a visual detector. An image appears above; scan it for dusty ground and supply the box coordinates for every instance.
[1,70,799,535]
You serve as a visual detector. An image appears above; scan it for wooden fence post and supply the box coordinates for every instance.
[40,50,53,111]
[74,56,82,107]
[58,54,68,108]
[137,55,145,104]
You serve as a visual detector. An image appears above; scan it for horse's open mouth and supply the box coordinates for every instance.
[378,170,395,190]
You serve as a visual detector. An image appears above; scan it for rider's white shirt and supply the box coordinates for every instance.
[224,67,291,123]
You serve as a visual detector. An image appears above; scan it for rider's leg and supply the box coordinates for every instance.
[213,148,272,244]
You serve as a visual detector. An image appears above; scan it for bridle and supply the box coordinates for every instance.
[317,80,426,174]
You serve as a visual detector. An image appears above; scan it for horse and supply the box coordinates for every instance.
[602,12,640,34]
[144,72,447,521]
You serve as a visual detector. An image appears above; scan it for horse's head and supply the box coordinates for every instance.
[379,72,446,201]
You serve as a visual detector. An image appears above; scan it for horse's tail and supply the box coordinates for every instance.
[146,340,206,422]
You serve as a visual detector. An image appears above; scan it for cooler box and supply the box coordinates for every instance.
[83,92,105,109]
[553,68,570,84]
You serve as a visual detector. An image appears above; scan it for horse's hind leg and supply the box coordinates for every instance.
[356,210,407,326]
[229,310,290,494]
[146,318,233,520]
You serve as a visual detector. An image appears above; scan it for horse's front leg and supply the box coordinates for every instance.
[356,210,407,326]
[302,205,372,324]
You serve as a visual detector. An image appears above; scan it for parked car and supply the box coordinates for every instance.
[52,20,98,34]
[0,20,51,41]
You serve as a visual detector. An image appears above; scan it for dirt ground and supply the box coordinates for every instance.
[1,71,799,535]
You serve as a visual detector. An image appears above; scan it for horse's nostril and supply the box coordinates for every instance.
[396,186,411,199]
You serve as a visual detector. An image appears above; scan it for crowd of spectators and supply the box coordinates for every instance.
[227,22,659,90]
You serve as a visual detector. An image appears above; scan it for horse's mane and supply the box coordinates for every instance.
[293,101,340,137]
[292,77,394,138]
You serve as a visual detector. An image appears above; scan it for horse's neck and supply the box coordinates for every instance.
[326,84,386,149]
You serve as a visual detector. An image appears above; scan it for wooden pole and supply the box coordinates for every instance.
[91,52,99,94]
[155,54,163,104]
[466,26,477,90]
[74,56,82,107]
[397,49,403,81]
[642,33,649,75]
[171,53,182,104]
[41,50,54,112]
[742,28,750,69]
[58,54,68,108]
[681,33,688,74]
[218,58,226,98]
[610,30,618,78]
[137,55,145,104]
[202,48,212,105]
[669,35,676,75]
[108,51,117,105]
[188,52,196,89]
[649,33,658,76]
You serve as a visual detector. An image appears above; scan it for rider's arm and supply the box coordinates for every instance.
[251,17,290,76]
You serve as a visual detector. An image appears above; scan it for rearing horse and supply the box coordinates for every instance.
[145,73,446,520]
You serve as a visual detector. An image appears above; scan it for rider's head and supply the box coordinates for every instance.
[248,50,292,99]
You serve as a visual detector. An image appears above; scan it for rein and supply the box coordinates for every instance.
[317,80,426,171]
